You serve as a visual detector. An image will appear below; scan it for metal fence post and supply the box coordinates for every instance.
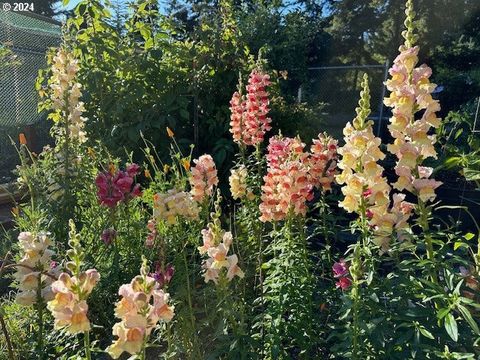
[376,60,389,137]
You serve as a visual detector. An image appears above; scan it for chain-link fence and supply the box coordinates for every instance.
[0,7,61,181]
[297,63,389,140]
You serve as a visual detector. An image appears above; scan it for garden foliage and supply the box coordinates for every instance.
[1,1,480,359]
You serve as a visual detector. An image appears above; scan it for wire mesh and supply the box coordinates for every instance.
[297,64,389,140]
[0,7,61,180]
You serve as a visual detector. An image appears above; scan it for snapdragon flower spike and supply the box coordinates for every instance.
[384,0,442,204]
[229,69,272,146]
[145,219,157,248]
[47,220,100,334]
[259,135,314,222]
[336,75,397,251]
[189,154,219,203]
[309,133,338,192]
[106,258,175,359]
[50,48,87,143]
[153,189,200,225]
[14,231,59,306]
[229,165,254,200]
[95,163,142,208]
[199,194,244,284]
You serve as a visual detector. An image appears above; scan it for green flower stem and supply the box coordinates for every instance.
[320,192,331,264]
[35,278,45,360]
[182,249,200,359]
[37,304,45,359]
[84,331,92,360]
[138,337,146,360]
[417,199,438,284]
[351,195,369,360]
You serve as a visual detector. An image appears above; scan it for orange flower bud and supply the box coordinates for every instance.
[182,159,190,171]
[19,133,27,145]
[166,127,174,138]
[109,163,116,175]
[144,169,152,179]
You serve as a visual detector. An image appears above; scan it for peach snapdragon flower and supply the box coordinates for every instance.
[229,165,254,200]
[199,196,244,284]
[189,154,219,202]
[229,69,272,146]
[153,189,200,225]
[309,133,338,192]
[106,259,174,359]
[384,1,442,204]
[48,270,100,334]
[14,232,59,306]
[336,74,397,251]
[259,135,314,222]
[50,48,87,143]
[47,221,99,334]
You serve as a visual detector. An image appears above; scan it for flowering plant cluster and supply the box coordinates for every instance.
[3,2,480,359]
[229,69,272,147]
[47,221,100,335]
[49,48,87,143]
[198,196,244,284]
[384,41,442,204]
[153,189,200,225]
[259,132,338,222]
[107,258,174,359]
[189,154,219,203]
[95,163,142,208]
[14,232,58,306]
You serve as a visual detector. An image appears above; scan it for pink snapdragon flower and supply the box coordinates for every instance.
[96,164,142,208]
[145,219,157,248]
[384,29,442,204]
[150,262,174,289]
[189,155,219,202]
[199,225,244,284]
[229,69,272,146]
[332,259,352,290]
[259,135,314,222]
[332,259,349,278]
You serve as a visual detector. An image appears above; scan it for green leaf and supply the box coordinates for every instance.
[444,313,458,342]
[464,168,480,181]
[454,242,468,250]
[457,304,480,334]
[418,326,435,340]
[464,233,475,241]
[63,0,70,5]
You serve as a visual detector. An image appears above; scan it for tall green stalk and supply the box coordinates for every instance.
[84,331,92,360]
[182,249,200,359]
[417,199,438,284]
